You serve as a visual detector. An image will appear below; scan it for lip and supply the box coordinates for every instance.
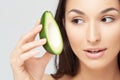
[83,48,107,59]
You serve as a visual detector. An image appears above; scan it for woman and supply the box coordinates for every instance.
[10,0,120,80]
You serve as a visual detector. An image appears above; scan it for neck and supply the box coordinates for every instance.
[73,59,120,80]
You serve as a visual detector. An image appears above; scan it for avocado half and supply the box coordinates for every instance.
[39,11,63,55]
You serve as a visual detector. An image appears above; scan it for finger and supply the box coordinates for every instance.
[34,19,41,28]
[21,39,46,53]
[18,24,42,46]
[19,50,40,64]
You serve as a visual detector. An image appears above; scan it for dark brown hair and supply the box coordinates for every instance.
[51,0,120,79]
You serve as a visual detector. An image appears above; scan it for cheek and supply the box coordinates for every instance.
[107,33,120,44]
[102,26,120,51]
[65,25,84,52]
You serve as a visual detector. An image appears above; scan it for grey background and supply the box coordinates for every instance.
[0,0,58,80]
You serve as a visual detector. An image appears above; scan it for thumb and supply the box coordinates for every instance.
[37,52,52,66]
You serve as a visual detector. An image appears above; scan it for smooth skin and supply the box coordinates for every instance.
[10,0,120,80]
[65,0,120,80]
[10,19,53,80]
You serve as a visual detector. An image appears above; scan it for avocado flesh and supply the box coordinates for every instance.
[40,11,63,55]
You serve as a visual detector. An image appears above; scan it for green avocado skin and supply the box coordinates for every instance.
[39,11,63,55]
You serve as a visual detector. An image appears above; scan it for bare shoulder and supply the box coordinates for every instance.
[42,74,72,80]
[42,74,54,80]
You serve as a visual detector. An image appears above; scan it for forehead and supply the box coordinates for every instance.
[66,0,120,12]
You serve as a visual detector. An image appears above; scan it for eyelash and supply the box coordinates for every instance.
[71,16,115,24]
[101,16,115,23]
[71,18,84,24]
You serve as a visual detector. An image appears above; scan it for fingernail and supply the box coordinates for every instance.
[37,25,42,28]
[40,38,46,43]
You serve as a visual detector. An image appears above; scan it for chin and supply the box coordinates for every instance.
[80,59,112,70]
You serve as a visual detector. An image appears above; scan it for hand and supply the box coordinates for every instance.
[10,19,52,80]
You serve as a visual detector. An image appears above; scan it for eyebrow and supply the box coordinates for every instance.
[68,9,85,15]
[67,7,119,15]
[101,8,119,14]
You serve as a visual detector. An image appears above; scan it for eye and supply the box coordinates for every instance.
[101,16,114,23]
[72,18,84,24]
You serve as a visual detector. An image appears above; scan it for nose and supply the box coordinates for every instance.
[86,22,101,44]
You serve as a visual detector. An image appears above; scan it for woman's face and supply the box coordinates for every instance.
[65,0,120,69]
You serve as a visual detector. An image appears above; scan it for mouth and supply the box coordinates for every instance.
[83,48,107,54]
[83,48,107,59]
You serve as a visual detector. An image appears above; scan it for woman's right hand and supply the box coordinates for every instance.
[10,19,52,80]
